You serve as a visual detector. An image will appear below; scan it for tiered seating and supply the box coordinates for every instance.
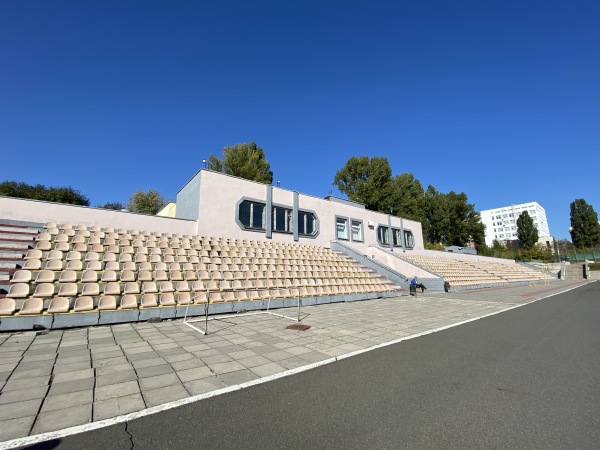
[1,222,395,317]
[467,261,551,283]
[399,253,550,287]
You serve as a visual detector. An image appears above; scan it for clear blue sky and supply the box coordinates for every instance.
[1,1,599,240]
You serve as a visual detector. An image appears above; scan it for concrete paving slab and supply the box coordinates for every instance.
[139,373,181,391]
[175,367,214,383]
[183,377,228,395]
[32,403,92,435]
[0,385,48,405]
[142,384,189,408]
[0,398,43,421]
[218,369,260,386]
[136,364,174,379]
[95,369,138,387]
[95,380,140,402]
[41,390,94,413]
[52,368,95,384]
[93,393,146,422]
[47,377,95,396]
[0,416,36,441]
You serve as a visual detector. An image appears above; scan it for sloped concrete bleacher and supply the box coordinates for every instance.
[1,221,399,330]
[399,253,551,288]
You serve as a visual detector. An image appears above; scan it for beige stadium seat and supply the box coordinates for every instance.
[104,282,121,296]
[46,227,59,236]
[191,281,205,291]
[206,280,219,291]
[160,293,176,306]
[36,232,52,242]
[193,291,209,304]
[74,296,95,312]
[101,270,119,283]
[25,249,43,260]
[159,281,174,293]
[177,292,192,305]
[59,270,78,283]
[0,298,17,315]
[44,260,63,271]
[176,281,191,292]
[170,270,183,281]
[54,234,69,243]
[85,252,100,262]
[137,262,152,271]
[11,270,32,284]
[124,282,140,294]
[19,298,44,315]
[85,261,103,271]
[184,271,197,281]
[57,283,78,297]
[35,241,52,251]
[119,270,136,282]
[47,250,64,261]
[141,294,158,308]
[7,283,30,298]
[82,282,100,296]
[142,282,158,293]
[98,296,117,310]
[48,297,70,314]
[138,270,153,282]
[120,294,138,309]
[103,252,117,262]
[122,262,136,271]
[44,221,57,229]
[152,270,167,281]
[66,260,84,271]
[35,270,56,283]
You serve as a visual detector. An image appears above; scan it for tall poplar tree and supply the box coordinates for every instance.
[570,199,600,247]
[516,210,539,249]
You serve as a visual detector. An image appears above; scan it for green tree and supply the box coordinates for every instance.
[0,181,90,206]
[424,185,449,244]
[517,210,539,249]
[98,202,125,210]
[445,191,484,247]
[569,199,600,247]
[333,156,392,212]
[388,173,425,223]
[127,189,167,215]
[208,142,273,184]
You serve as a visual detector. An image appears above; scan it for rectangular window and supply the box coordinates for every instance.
[377,226,389,245]
[336,217,348,240]
[297,211,317,236]
[404,230,415,248]
[351,220,363,242]
[273,206,292,233]
[392,229,402,247]
[239,200,266,230]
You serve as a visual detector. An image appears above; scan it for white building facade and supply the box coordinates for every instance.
[480,202,550,246]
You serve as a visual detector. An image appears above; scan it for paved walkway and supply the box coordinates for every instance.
[0,279,589,445]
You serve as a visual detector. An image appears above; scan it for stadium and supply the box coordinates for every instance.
[0,168,554,332]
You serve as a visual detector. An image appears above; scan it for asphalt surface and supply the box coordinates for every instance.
[20,282,600,449]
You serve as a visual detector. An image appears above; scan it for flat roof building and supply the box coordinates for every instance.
[480,202,550,246]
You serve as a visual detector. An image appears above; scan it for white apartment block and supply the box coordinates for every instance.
[480,202,550,246]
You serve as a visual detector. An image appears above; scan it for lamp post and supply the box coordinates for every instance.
[202,159,207,169]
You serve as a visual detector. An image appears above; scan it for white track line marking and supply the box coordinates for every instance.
[0,282,590,450]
